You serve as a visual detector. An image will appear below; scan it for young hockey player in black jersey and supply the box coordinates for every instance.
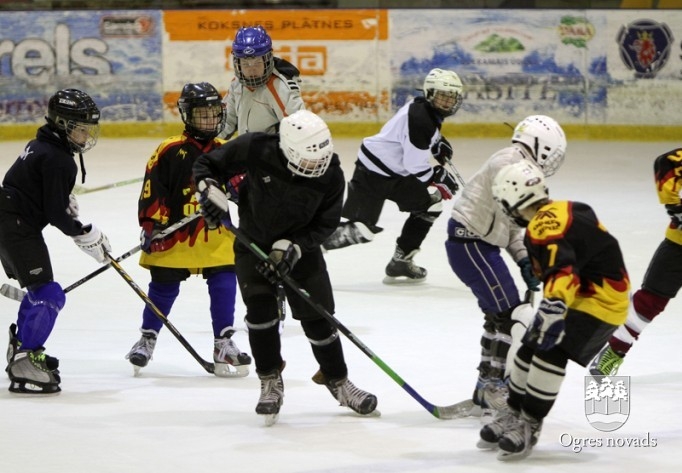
[322,68,462,283]
[125,82,251,377]
[1,88,111,394]
[193,109,377,425]
[478,161,629,460]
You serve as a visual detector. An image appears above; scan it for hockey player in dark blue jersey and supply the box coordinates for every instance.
[322,68,462,283]
[0,88,111,394]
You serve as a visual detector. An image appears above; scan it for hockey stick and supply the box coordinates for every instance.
[105,251,215,374]
[72,177,143,195]
[0,211,202,302]
[223,218,472,420]
[444,158,466,187]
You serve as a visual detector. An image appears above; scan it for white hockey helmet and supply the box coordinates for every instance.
[279,110,334,178]
[422,68,464,117]
[511,115,566,177]
[492,161,549,226]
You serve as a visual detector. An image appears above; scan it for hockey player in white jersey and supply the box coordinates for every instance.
[219,25,305,139]
[445,115,566,413]
[323,68,462,283]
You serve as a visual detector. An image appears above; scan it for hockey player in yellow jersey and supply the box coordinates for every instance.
[478,161,630,461]
[125,82,251,377]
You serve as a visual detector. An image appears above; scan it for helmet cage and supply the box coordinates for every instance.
[178,83,225,141]
[423,69,464,117]
[512,115,566,177]
[492,161,549,227]
[46,89,100,153]
[279,111,334,178]
[232,26,274,88]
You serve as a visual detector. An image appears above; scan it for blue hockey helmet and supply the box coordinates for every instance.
[232,26,274,88]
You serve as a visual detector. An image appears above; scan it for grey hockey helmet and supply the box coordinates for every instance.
[511,115,566,177]
[46,88,100,153]
[279,110,334,178]
[422,68,464,117]
[492,160,549,226]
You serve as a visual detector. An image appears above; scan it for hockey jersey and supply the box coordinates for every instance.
[653,148,682,245]
[525,200,630,326]
[138,133,235,271]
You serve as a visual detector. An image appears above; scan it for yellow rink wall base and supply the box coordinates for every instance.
[0,123,680,142]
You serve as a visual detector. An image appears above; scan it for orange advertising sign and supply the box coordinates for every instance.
[164,9,388,41]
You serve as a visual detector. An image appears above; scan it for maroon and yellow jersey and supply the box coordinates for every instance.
[138,133,235,271]
[654,148,682,245]
[525,201,630,326]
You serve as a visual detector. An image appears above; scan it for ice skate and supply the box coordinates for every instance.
[322,221,374,250]
[312,370,379,416]
[6,324,59,377]
[497,411,542,461]
[477,406,519,450]
[589,345,624,378]
[383,246,427,284]
[7,350,61,395]
[213,328,251,378]
[256,367,284,426]
[125,329,158,376]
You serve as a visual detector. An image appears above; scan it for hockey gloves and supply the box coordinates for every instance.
[257,239,301,284]
[431,136,453,165]
[226,173,246,203]
[66,193,79,218]
[72,224,112,264]
[196,178,230,230]
[517,257,541,291]
[665,204,682,229]
[430,165,459,200]
[523,298,566,351]
[139,221,169,254]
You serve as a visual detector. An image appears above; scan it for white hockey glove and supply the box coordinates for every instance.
[72,224,112,264]
[196,178,230,230]
[522,298,566,351]
[256,239,301,284]
[66,193,79,218]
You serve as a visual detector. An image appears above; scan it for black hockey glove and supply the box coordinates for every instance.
[257,239,301,284]
[665,204,682,229]
[517,257,541,291]
[431,136,453,165]
[196,178,229,230]
[523,298,566,351]
[430,165,459,200]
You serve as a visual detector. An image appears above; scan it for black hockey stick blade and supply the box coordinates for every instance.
[223,218,470,420]
[105,252,215,374]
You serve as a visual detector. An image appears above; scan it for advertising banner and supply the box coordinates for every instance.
[0,10,162,123]
[162,9,390,122]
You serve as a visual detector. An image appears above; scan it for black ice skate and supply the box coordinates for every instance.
[125,329,158,376]
[383,246,427,284]
[213,327,251,378]
[477,406,519,450]
[256,367,284,426]
[8,350,61,395]
[312,370,379,416]
[496,411,542,461]
[322,221,374,250]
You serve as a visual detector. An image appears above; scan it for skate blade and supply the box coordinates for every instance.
[382,276,426,286]
[497,448,532,462]
[214,363,249,378]
[9,381,61,395]
[476,439,499,450]
[262,413,279,426]
[355,408,381,417]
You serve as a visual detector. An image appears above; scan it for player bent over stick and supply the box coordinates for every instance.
[193,109,378,425]
[477,161,629,461]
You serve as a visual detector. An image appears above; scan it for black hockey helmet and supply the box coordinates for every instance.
[46,88,100,153]
[177,82,225,141]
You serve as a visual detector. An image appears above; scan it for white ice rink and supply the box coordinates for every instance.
[0,136,680,472]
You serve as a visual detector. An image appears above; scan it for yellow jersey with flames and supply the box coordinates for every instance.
[654,148,682,245]
[525,200,630,326]
[138,134,235,272]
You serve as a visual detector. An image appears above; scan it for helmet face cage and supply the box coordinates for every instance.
[232,26,274,88]
[178,82,225,141]
[492,161,548,226]
[512,115,567,177]
[279,110,334,178]
[46,89,100,153]
[423,68,464,117]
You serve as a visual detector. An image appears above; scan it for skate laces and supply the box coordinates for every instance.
[333,378,367,408]
[214,337,241,361]
[127,333,156,359]
[596,347,624,376]
[259,372,283,402]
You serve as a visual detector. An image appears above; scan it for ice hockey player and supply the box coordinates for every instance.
[1,88,111,394]
[322,68,462,284]
[126,82,251,377]
[445,115,566,414]
[478,160,629,460]
[193,109,378,425]
[591,146,682,376]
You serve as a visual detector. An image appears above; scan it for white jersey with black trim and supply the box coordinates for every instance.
[219,69,305,139]
[450,143,539,261]
[357,98,442,183]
